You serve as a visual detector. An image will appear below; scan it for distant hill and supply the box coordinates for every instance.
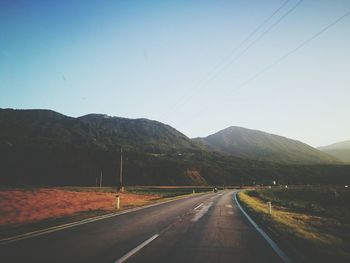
[1,109,349,186]
[0,109,199,153]
[318,141,350,163]
[194,126,340,164]
[0,108,208,186]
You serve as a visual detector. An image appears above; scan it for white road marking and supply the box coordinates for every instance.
[225,204,233,208]
[234,192,291,263]
[194,203,203,210]
[114,234,159,263]
[227,211,234,215]
[192,202,213,222]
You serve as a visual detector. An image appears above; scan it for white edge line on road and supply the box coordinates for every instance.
[0,192,210,246]
[194,203,203,210]
[233,192,291,263]
[114,234,159,263]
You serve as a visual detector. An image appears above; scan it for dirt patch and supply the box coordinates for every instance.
[0,188,159,226]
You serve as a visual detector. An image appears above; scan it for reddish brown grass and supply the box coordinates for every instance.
[0,188,159,225]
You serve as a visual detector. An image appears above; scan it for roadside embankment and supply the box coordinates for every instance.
[237,187,350,262]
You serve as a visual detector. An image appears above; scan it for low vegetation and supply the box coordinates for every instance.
[0,187,159,226]
[237,186,350,262]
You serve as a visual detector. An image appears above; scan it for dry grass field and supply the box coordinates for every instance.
[0,188,159,226]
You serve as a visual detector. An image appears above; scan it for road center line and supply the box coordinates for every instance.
[114,234,159,263]
[194,203,203,210]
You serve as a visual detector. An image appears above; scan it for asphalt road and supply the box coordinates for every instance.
[0,190,282,263]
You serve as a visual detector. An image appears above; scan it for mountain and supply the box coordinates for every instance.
[193,126,340,164]
[0,109,199,153]
[1,109,349,186]
[0,108,208,186]
[318,141,350,163]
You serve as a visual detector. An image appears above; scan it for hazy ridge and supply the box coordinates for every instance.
[318,141,350,163]
[1,108,349,186]
[193,126,340,164]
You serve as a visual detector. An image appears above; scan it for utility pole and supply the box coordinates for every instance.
[99,170,103,188]
[119,147,124,192]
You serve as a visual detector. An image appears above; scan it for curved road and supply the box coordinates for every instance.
[0,190,282,263]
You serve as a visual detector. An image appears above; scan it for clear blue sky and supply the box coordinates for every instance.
[1,0,349,147]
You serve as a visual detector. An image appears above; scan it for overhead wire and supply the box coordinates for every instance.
[157,0,291,120]
[159,0,303,120]
[179,9,350,127]
[225,9,350,97]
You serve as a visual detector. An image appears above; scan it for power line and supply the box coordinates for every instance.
[157,0,291,120]
[180,9,350,127]
[159,0,303,120]
[231,0,291,53]
[201,0,293,80]
[207,0,304,82]
[225,9,350,96]
[187,0,304,97]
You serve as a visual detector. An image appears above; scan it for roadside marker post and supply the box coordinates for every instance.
[193,189,195,194]
[116,195,120,210]
[267,201,272,214]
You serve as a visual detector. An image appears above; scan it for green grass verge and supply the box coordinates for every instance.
[237,186,350,262]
